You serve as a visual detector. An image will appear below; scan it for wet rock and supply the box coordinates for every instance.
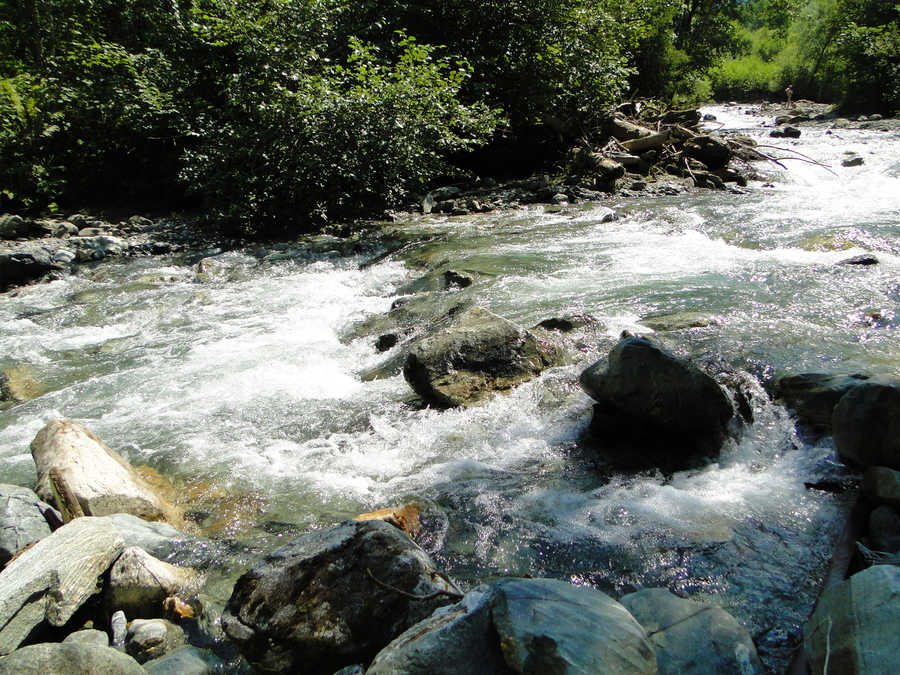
[842,156,865,167]
[72,235,126,262]
[770,126,801,138]
[683,135,732,170]
[101,513,195,561]
[370,578,656,675]
[0,364,42,403]
[639,312,720,332]
[774,373,869,439]
[63,629,110,648]
[110,610,127,649]
[838,253,878,265]
[832,381,900,469]
[0,642,145,674]
[375,333,399,352]
[143,645,225,675]
[105,546,202,619]
[31,419,183,526]
[222,519,459,674]
[403,307,565,407]
[862,466,900,509]
[0,517,124,655]
[0,248,62,291]
[867,505,900,553]
[125,618,185,663]
[535,313,598,333]
[804,565,900,674]
[0,484,59,566]
[580,337,734,467]
[620,588,764,674]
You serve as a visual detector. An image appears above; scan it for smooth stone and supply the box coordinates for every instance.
[125,618,185,664]
[222,519,459,675]
[102,513,194,560]
[832,381,900,469]
[867,505,900,553]
[620,588,764,674]
[862,466,900,509]
[111,610,127,649]
[804,565,900,674]
[63,629,110,648]
[639,312,721,332]
[31,419,182,526]
[144,645,225,675]
[106,546,202,619]
[0,642,145,674]
[0,484,58,566]
[370,579,657,675]
[0,517,124,655]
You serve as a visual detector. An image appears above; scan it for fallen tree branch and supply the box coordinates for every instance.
[366,568,464,601]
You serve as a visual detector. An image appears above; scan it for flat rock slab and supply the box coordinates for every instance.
[222,519,459,674]
[0,517,124,655]
[620,588,764,674]
[0,642,145,674]
[370,578,657,675]
[805,565,900,674]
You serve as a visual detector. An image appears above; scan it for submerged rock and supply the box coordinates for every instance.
[403,307,565,407]
[0,642,145,674]
[620,588,764,674]
[580,337,734,468]
[832,381,900,469]
[369,578,657,675]
[804,565,900,674]
[222,519,459,674]
[31,419,182,526]
[0,517,124,655]
[143,645,225,675]
[0,365,43,404]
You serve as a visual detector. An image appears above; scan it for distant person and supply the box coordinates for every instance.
[785,84,795,108]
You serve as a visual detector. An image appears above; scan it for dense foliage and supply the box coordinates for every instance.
[0,0,896,233]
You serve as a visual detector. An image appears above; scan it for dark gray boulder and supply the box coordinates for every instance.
[774,373,869,439]
[683,135,732,170]
[867,505,900,553]
[0,643,145,674]
[832,381,900,469]
[0,484,59,566]
[403,307,564,407]
[579,337,734,468]
[620,588,764,674]
[0,249,62,291]
[862,466,900,509]
[804,565,900,674]
[369,578,656,675]
[222,519,459,674]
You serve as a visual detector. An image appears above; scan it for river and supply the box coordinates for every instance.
[2,105,899,670]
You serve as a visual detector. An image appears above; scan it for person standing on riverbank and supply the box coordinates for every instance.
[785,84,795,108]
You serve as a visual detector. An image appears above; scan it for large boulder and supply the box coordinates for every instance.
[30,419,182,526]
[105,546,202,619]
[403,307,564,407]
[0,484,59,566]
[579,337,734,467]
[683,135,732,170]
[832,381,900,469]
[0,642,145,674]
[0,214,35,239]
[862,466,900,509]
[369,578,657,675]
[0,517,124,655]
[620,588,764,674]
[804,565,900,674]
[0,249,61,291]
[774,373,868,439]
[222,519,459,674]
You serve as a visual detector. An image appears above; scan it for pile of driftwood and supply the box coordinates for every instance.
[568,102,831,191]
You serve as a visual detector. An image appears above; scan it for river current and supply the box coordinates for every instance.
[2,105,899,670]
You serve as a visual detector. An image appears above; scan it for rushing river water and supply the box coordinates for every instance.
[2,105,899,670]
